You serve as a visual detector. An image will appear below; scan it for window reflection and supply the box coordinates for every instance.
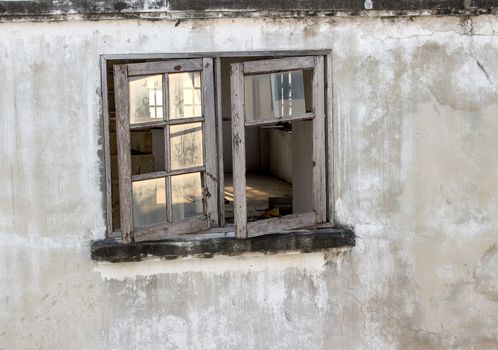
[245,70,306,121]
[169,72,202,119]
[129,75,163,124]
[132,178,166,227]
[170,123,203,170]
[171,172,203,220]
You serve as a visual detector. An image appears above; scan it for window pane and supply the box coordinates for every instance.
[132,178,167,228]
[169,72,202,119]
[129,75,163,124]
[171,172,203,221]
[244,70,306,122]
[170,122,203,170]
[131,128,165,175]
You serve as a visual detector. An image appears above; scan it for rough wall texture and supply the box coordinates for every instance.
[1,14,498,349]
[1,0,497,21]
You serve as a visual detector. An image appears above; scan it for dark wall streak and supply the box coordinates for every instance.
[0,0,497,21]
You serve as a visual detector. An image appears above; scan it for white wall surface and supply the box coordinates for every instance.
[1,15,498,349]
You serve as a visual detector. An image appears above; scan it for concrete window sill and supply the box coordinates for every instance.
[91,228,355,263]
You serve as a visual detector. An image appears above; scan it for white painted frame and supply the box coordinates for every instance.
[230,56,327,238]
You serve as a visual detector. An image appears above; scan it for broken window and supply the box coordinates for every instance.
[106,54,327,243]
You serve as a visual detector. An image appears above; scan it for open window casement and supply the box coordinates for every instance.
[230,56,326,238]
[114,58,218,243]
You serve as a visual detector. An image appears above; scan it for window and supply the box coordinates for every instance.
[104,53,328,244]
[113,59,218,243]
[230,56,326,238]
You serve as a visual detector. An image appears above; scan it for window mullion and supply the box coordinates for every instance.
[202,58,219,228]
[230,62,247,239]
[312,56,326,223]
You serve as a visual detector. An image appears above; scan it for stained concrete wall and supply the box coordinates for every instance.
[1,15,498,349]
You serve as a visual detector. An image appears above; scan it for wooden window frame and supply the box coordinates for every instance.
[113,58,218,243]
[101,51,334,243]
[230,56,326,238]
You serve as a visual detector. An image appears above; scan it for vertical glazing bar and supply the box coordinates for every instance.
[163,74,173,222]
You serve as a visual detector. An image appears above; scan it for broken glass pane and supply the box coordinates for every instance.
[130,128,165,175]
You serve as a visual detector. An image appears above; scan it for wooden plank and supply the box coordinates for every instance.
[312,56,327,223]
[215,58,225,227]
[202,58,219,228]
[243,56,315,75]
[127,59,203,76]
[131,171,167,182]
[101,57,113,236]
[133,222,169,242]
[167,165,205,177]
[110,221,341,244]
[112,221,344,243]
[244,112,314,127]
[130,120,167,130]
[230,63,247,239]
[134,215,208,242]
[326,53,335,225]
[165,116,204,126]
[247,212,316,238]
[134,224,235,242]
[114,64,134,243]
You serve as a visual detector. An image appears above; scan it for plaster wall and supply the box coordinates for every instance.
[1,15,498,349]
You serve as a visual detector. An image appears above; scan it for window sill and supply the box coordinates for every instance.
[91,228,355,263]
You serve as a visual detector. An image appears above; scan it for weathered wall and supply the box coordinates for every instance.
[1,0,496,21]
[1,14,498,349]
